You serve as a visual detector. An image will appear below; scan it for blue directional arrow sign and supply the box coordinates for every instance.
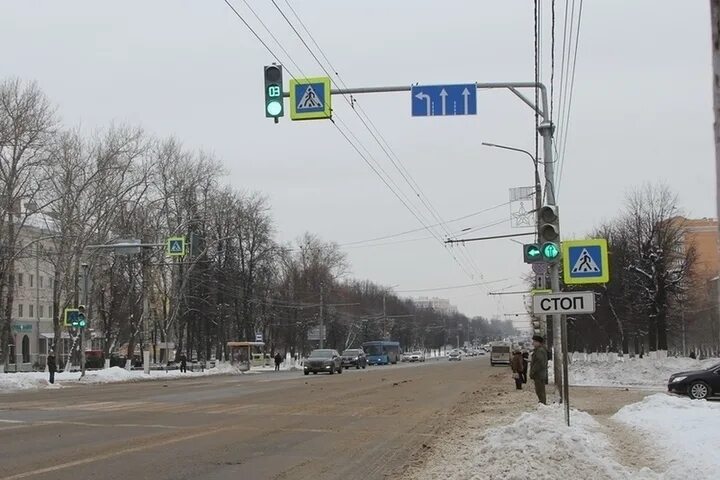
[411,84,477,117]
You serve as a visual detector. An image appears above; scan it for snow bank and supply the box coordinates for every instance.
[613,394,720,478]
[569,356,719,387]
[0,362,241,393]
[413,403,657,480]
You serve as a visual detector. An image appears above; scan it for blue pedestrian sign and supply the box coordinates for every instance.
[562,239,610,285]
[411,83,477,117]
[290,77,332,120]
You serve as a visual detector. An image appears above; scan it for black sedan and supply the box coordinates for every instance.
[668,361,720,399]
[340,349,367,369]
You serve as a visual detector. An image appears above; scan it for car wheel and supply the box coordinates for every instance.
[313,371,317,375]
[304,371,309,376]
[329,367,334,375]
[689,381,710,400]
[338,366,343,374]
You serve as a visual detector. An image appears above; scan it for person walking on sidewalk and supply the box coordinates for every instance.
[47,351,57,384]
[530,335,548,404]
[179,354,187,373]
[274,352,283,372]
[510,349,524,390]
[521,350,529,384]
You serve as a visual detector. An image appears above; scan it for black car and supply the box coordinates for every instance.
[304,349,343,375]
[668,361,720,399]
[340,349,367,369]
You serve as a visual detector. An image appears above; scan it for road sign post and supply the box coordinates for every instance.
[411,84,477,117]
[532,291,595,315]
[290,77,331,120]
[563,239,610,285]
[166,236,186,257]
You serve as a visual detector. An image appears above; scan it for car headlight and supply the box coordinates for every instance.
[671,376,687,384]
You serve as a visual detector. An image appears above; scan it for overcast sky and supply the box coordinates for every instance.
[2,1,714,325]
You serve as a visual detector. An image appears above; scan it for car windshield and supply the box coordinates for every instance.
[309,350,334,358]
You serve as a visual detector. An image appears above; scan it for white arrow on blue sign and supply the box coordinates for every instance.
[411,84,477,117]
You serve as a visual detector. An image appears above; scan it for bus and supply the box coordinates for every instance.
[490,342,511,366]
[362,341,401,365]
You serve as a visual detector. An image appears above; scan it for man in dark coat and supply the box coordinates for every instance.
[530,335,548,404]
[47,351,57,384]
[179,354,187,373]
[510,349,524,390]
[521,351,529,384]
[274,352,283,372]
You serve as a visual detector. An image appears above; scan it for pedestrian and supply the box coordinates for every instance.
[511,349,524,390]
[179,354,187,373]
[47,351,57,384]
[689,350,697,359]
[274,352,283,372]
[529,335,548,404]
[521,350,529,384]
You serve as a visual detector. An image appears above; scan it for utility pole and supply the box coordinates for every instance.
[80,263,89,378]
[712,0,720,351]
[382,294,387,340]
[319,284,324,349]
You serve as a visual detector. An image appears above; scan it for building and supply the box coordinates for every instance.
[675,217,720,281]
[414,297,458,315]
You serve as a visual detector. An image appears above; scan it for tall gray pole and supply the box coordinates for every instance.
[319,284,324,349]
[81,264,89,378]
[712,0,720,352]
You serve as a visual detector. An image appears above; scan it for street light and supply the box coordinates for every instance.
[481,142,542,241]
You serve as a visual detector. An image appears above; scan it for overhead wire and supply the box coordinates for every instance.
[268,0,488,283]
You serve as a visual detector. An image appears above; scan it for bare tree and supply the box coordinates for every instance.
[0,79,56,370]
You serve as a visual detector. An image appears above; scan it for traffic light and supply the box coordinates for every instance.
[264,65,284,120]
[538,205,560,262]
[523,243,543,263]
[77,305,87,329]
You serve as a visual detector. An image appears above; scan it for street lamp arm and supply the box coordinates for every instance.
[481,142,537,166]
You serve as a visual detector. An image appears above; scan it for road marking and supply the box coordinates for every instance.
[0,425,237,480]
[0,419,25,424]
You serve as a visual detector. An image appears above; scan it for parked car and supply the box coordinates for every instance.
[341,349,367,369]
[668,361,720,399]
[304,349,343,375]
[448,349,463,361]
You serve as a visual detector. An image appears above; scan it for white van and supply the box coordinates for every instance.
[490,342,511,366]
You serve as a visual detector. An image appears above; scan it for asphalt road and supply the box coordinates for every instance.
[0,357,497,480]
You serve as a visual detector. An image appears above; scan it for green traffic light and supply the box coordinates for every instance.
[526,245,541,258]
[542,242,560,260]
[266,101,282,116]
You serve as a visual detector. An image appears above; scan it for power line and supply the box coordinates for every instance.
[338,201,511,247]
[268,1,485,282]
[395,278,510,294]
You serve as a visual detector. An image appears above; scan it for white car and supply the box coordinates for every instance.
[448,350,463,361]
[402,351,425,362]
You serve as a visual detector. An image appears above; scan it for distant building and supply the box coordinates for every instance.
[414,296,458,315]
[673,217,719,281]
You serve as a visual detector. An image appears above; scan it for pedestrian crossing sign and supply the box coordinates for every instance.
[166,236,186,257]
[562,239,609,285]
[290,77,331,120]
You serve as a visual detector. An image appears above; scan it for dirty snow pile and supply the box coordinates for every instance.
[0,362,240,393]
[614,393,720,478]
[569,355,719,387]
[412,403,656,480]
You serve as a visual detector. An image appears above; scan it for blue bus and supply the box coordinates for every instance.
[362,341,401,365]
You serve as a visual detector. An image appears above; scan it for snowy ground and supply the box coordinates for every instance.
[0,360,301,393]
[409,393,720,480]
[568,354,719,388]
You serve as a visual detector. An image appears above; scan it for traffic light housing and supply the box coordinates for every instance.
[538,205,560,262]
[523,243,543,263]
[264,65,284,121]
[77,305,87,329]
